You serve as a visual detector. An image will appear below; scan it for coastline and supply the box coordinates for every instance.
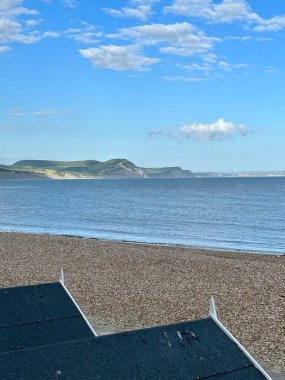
[0,232,284,374]
[1,174,285,180]
[61,234,284,256]
[0,229,282,256]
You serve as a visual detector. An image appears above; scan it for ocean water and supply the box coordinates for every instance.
[0,177,284,254]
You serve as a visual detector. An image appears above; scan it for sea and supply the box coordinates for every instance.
[0,177,284,254]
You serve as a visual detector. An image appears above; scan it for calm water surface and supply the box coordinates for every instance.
[0,177,284,254]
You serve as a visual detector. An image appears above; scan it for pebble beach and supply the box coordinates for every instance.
[0,232,284,376]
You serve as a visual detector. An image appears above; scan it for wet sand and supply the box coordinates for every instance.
[0,232,284,375]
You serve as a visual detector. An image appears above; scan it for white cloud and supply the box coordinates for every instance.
[225,35,251,41]
[234,63,248,68]
[33,108,71,117]
[0,45,11,53]
[110,22,219,57]
[265,66,277,74]
[255,37,273,42]
[148,126,181,141]
[0,18,59,44]
[164,0,285,32]
[69,32,100,44]
[42,31,60,39]
[0,0,20,9]
[105,22,249,76]
[0,0,38,16]
[0,19,25,43]
[178,62,213,72]
[102,0,160,20]
[10,107,25,116]
[65,22,102,44]
[180,118,248,141]
[164,0,250,23]
[62,0,79,9]
[80,22,219,73]
[131,0,160,4]
[79,45,159,71]
[252,15,285,32]
[218,60,231,71]
[203,53,218,63]
[0,0,59,47]
[81,21,96,30]
[149,118,249,141]
[164,75,207,82]
[178,58,248,80]
[25,19,42,27]
[102,5,152,21]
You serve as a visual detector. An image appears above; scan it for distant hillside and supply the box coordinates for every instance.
[1,160,283,180]
[14,160,101,168]
[0,167,46,180]
[2,159,194,179]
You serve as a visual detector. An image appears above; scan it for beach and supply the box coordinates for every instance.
[0,232,284,375]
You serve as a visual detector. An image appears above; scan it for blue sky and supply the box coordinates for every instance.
[0,0,285,172]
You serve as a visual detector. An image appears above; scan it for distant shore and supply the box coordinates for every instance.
[0,232,284,374]
[1,174,285,180]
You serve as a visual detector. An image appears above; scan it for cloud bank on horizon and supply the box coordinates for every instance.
[1,0,285,171]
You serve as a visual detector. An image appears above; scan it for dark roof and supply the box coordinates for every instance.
[0,317,266,380]
[0,282,94,354]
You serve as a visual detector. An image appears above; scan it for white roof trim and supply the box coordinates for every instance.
[59,268,64,285]
[209,297,272,380]
[59,269,98,337]
[209,296,217,318]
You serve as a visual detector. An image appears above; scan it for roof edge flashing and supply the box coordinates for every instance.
[210,313,272,380]
[58,275,98,337]
[59,268,64,285]
[209,296,217,319]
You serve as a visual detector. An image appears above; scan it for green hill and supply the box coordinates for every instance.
[0,166,46,180]
[2,160,284,180]
[14,160,101,168]
[1,159,194,179]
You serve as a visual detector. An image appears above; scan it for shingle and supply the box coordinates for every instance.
[0,318,267,380]
[0,282,94,354]
[0,316,93,354]
[0,283,79,327]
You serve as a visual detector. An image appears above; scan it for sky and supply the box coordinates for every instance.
[0,0,285,172]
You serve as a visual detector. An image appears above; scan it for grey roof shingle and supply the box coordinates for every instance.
[0,317,267,379]
[0,282,94,354]
[0,282,78,325]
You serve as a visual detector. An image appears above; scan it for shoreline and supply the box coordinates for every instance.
[0,229,282,256]
[1,175,285,180]
[0,232,284,374]
[61,234,284,256]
